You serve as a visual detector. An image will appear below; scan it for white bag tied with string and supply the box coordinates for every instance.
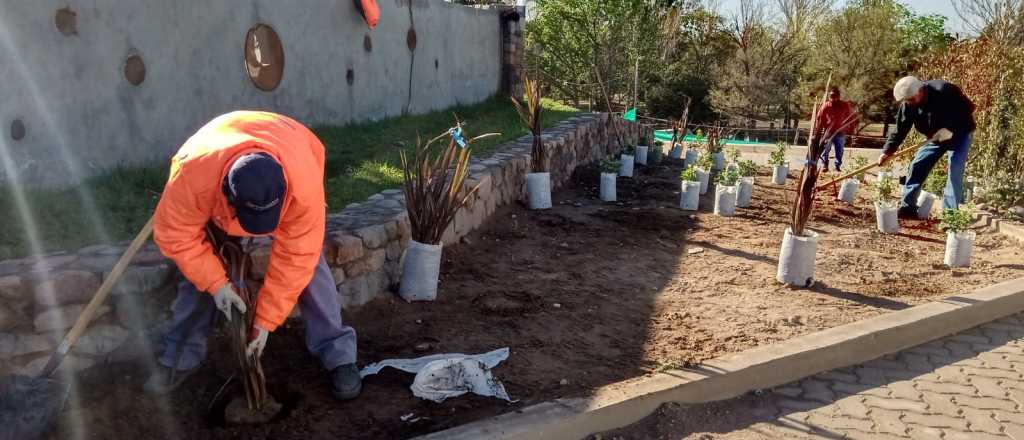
[359,348,513,402]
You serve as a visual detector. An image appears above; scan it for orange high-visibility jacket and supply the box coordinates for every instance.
[154,111,326,332]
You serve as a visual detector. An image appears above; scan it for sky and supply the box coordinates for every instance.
[716,0,971,36]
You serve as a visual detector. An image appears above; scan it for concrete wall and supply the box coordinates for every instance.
[0,0,503,187]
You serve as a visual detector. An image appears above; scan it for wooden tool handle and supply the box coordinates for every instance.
[40,215,156,378]
[814,141,926,190]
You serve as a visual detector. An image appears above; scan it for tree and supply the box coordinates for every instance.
[804,0,950,133]
[645,1,733,122]
[955,0,1024,44]
[525,0,662,110]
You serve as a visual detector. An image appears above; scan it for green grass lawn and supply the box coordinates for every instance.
[0,96,580,259]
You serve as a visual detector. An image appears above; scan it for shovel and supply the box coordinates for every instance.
[0,215,155,440]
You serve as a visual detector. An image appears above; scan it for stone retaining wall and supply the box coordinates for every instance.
[0,113,648,376]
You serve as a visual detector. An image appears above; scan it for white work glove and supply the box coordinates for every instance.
[933,128,953,142]
[246,325,269,358]
[212,282,247,322]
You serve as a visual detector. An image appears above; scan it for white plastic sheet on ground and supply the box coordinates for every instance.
[359,347,513,403]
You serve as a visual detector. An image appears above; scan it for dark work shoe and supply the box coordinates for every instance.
[330,363,362,401]
[897,206,919,220]
[143,364,197,395]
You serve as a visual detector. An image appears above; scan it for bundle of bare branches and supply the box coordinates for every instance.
[789,76,860,236]
[205,226,268,411]
[400,122,500,245]
[512,74,546,173]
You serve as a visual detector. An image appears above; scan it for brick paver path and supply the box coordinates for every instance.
[604,314,1024,439]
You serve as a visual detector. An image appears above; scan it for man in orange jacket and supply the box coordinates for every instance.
[143,111,360,400]
[813,86,857,173]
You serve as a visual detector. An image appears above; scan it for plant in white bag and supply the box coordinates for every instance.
[940,203,976,267]
[650,140,664,165]
[696,151,713,194]
[837,156,869,203]
[600,158,619,202]
[873,175,900,234]
[619,145,635,177]
[512,74,551,210]
[399,122,499,301]
[768,141,789,185]
[736,159,756,207]
[679,165,701,210]
[715,168,739,216]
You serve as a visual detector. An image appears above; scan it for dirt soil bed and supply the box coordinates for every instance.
[51,158,1024,440]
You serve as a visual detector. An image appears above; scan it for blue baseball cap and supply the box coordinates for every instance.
[222,152,286,235]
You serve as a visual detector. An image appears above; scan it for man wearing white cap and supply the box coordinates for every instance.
[879,76,976,219]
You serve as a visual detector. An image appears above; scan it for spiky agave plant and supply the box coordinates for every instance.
[511,74,546,173]
[400,122,500,245]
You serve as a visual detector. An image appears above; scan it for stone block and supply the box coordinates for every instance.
[337,273,378,310]
[75,254,120,272]
[384,260,401,286]
[17,354,95,376]
[74,324,130,357]
[0,303,18,331]
[354,224,388,249]
[330,267,347,284]
[386,241,404,262]
[0,276,26,301]
[0,333,14,359]
[108,263,172,296]
[344,249,386,278]
[328,233,365,265]
[32,270,101,307]
[384,221,399,240]
[35,303,111,333]
[12,333,58,357]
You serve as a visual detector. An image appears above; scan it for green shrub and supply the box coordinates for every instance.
[738,159,757,177]
[623,145,636,155]
[697,151,714,169]
[873,176,899,207]
[717,168,740,186]
[679,166,699,182]
[600,158,621,173]
[768,141,788,166]
[728,146,741,163]
[924,163,948,195]
[852,156,870,182]
[940,203,975,233]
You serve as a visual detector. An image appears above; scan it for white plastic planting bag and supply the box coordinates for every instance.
[679,181,700,210]
[714,185,737,216]
[776,228,818,286]
[359,348,513,403]
[669,144,683,160]
[697,168,710,194]
[684,149,698,167]
[619,154,634,177]
[600,172,617,202]
[945,230,975,267]
[737,177,754,207]
[635,146,649,165]
[772,164,789,185]
[526,172,552,210]
[712,152,726,170]
[837,179,860,203]
[399,240,443,302]
[875,202,899,234]
[917,191,936,219]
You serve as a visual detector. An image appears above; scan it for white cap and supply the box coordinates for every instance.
[893,76,924,101]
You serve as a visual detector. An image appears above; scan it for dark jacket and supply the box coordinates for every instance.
[882,80,976,154]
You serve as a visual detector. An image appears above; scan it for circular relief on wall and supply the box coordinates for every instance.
[55,7,77,36]
[11,119,26,141]
[346,69,354,86]
[363,34,373,53]
[244,24,285,91]
[124,55,146,86]
[406,28,417,51]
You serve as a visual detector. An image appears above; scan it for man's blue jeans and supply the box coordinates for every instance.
[820,133,845,171]
[158,253,357,371]
[900,132,972,211]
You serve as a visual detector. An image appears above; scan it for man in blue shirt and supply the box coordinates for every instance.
[879,76,976,219]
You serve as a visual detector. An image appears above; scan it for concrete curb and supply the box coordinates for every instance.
[976,211,1024,244]
[417,277,1024,440]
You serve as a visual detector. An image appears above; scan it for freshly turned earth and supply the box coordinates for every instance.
[224,395,283,425]
[52,158,1024,439]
